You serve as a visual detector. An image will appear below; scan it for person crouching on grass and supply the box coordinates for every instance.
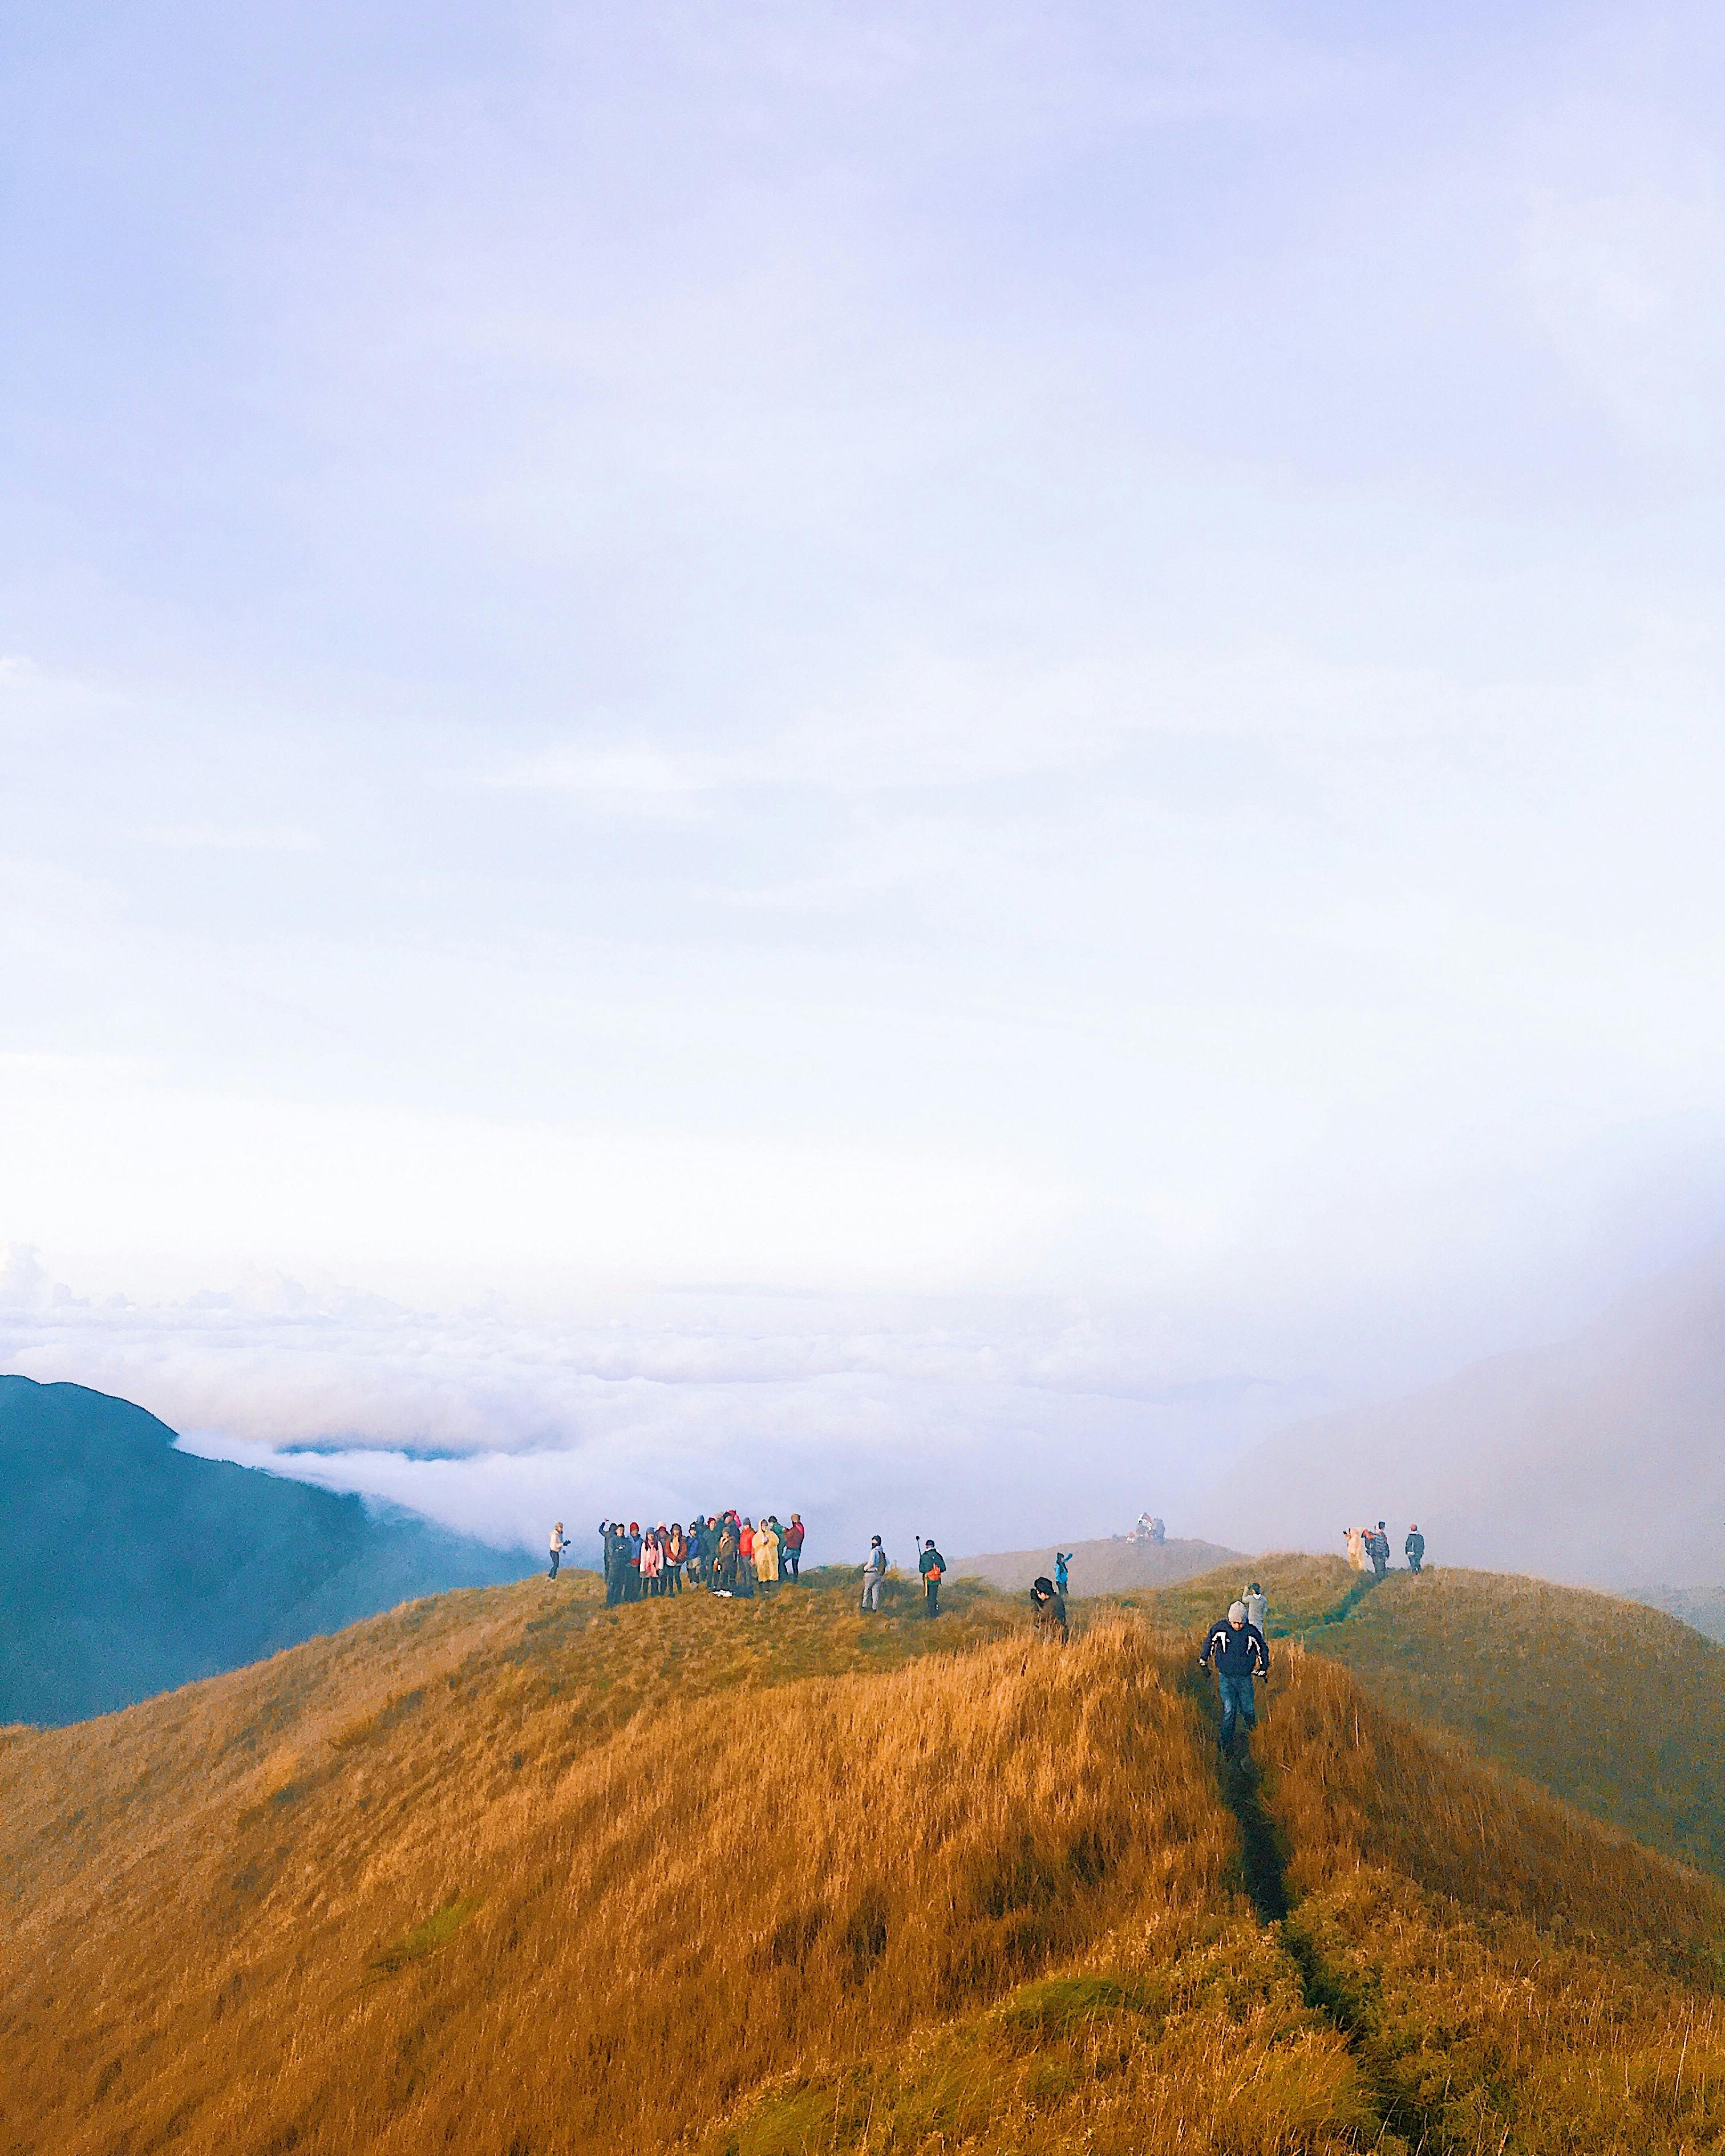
[1030,1575,1067,1642]
[1198,1599,1269,1756]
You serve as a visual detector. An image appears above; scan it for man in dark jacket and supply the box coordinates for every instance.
[1198,1600,1270,1752]
[917,1537,945,1618]
[1404,1524,1425,1574]
[1368,1522,1390,1580]
[600,1520,625,1606]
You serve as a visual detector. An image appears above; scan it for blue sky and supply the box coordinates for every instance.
[3,2,1724,1553]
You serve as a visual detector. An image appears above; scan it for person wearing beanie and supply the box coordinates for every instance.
[1198,1599,1269,1754]
[860,1535,888,1613]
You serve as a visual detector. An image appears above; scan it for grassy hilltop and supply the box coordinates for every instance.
[6,1565,1725,2154]
[1124,1554,1725,1883]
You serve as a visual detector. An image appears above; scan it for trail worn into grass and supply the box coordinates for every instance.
[1195,1666,1453,2155]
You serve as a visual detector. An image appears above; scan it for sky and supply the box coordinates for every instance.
[3,1,1725,1561]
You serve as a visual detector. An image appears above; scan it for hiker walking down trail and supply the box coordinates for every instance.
[784,1514,805,1580]
[1198,1600,1270,1754]
[1244,1580,1268,1633]
[860,1536,888,1612]
[548,1523,570,1580]
[917,1537,945,1618]
[1344,1526,1366,1571]
[1054,1550,1072,1596]
[1367,1522,1390,1581]
[1031,1575,1068,1642]
[1404,1524,1425,1574]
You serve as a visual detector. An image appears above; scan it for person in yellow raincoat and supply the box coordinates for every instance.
[752,1515,781,1588]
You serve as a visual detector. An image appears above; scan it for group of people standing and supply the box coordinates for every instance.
[1343,1521,1426,1578]
[579,1513,807,1603]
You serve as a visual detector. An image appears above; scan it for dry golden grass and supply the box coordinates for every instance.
[7,1567,1725,2155]
[1253,1646,1725,2151]
[1124,1551,1362,1638]
[1134,1555,1725,1886]
[1319,1565,1725,1880]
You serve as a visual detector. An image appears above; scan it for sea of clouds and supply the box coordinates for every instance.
[0,1243,1330,1569]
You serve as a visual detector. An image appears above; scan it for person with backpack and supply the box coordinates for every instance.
[917,1536,945,1617]
[1404,1524,1425,1574]
[783,1513,805,1580]
[1030,1575,1068,1642]
[860,1536,888,1612]
[1054,1550,1072,1596]
[1198,1599,1270,1754]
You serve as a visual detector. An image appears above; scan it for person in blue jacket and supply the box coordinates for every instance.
[1198,1600,1270,1753]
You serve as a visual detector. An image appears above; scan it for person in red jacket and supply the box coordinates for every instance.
[783,1513,806,1581]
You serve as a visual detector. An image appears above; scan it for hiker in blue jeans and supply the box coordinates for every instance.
[1199,1600,1270,1754]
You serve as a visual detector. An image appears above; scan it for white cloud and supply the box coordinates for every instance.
[141,824,325,852]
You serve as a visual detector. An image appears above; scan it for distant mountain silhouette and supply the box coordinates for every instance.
[1206,1242,1725,1595]
[953,1532,1241,1595]
[0,1375,530,1725]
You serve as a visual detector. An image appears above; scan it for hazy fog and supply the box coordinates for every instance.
[5,3,1725,1567]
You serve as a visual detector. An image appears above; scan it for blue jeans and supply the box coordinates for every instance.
[1217,1672,1257,1745]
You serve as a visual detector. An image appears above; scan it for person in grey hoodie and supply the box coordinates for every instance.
[1243,1581,1268,1634]
[860,1536,888,1612]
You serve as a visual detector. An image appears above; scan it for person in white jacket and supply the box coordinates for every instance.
[548,1523,570,1579]
[860,1536,888,1613]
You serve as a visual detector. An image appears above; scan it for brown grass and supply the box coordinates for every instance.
[1253,1646,1725,2150]
[1318,1566,1725,1880]
[7,1570,1725,2154]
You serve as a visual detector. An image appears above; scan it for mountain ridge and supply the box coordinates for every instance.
[0,1372,530,1724]
[6,1561,1725,2153]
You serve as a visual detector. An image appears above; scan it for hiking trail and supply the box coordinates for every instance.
[1186,1618,1451,2155]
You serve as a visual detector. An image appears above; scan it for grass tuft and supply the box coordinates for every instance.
[365,1894,482,1981]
